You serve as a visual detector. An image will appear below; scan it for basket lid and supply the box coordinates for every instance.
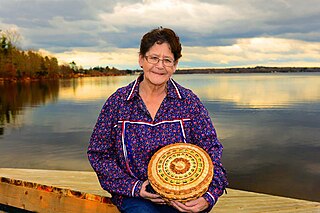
[148,143,214,202]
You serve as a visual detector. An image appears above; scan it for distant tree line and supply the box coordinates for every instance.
[176,66,320,74]
[0,29,131,81]
[85,66,138,76]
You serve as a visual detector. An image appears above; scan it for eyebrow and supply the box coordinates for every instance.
[149,54,174,59]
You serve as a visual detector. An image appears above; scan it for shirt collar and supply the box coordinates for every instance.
[126,74,183,101]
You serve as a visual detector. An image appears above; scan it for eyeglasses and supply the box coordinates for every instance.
[145,55,175,67]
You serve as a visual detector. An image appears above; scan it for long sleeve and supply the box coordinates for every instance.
[87,93,143,197]
[87,77,228,210]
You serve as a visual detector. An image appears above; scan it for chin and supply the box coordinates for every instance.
[150,75,170,85]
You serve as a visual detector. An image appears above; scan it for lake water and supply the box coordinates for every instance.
[0,73,319,202]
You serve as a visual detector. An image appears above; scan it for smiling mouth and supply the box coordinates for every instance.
[151,71,166,75]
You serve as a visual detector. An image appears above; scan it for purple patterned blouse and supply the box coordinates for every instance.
[87,74,228,212]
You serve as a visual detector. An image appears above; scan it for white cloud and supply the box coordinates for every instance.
[48,36,320,69]
[100,0,239,33]
[182,37,320,67]
[54,48,140,69]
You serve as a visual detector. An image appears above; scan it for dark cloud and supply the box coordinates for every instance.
[30,33,100,51]
[0,0,319,68]
[0,1,90,30]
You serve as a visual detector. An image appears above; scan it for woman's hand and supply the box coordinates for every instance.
[170,197,209,213]
[139,180,166,204]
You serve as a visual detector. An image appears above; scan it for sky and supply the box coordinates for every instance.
[0,0,320,69]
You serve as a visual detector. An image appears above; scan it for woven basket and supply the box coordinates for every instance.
[148,143,214,202]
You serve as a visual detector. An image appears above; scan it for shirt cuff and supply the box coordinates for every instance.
[203,192,217,212]
[132,180,143,197]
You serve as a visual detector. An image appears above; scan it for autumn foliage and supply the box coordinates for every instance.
[0,30,74,80]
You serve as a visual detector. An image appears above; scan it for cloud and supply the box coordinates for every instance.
[53,48,139,69]
[181,37,320,68]
[43,36,320,69]
[100,0,237,32]
[1,0,320,68]
[99,0,320,46]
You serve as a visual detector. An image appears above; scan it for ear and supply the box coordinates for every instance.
[173,60,179,72]
[139,55,144,68]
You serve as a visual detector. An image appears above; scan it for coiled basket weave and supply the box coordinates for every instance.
[148,143,214,202]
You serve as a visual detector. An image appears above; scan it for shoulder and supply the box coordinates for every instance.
[171,79,202,103]
[171,79,208,115]
[169,78,195,99]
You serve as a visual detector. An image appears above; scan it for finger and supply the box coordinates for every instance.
[145,192,161,199]
[185,198,209,212]
[171,201,191,212]
[173,201,188,208]
[185,199,198,207]
[150,198,166,203]
[170,201,186,212]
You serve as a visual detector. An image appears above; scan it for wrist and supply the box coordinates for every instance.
[133,180,143,197]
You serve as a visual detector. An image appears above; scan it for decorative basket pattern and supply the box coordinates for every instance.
[148,143,214,202]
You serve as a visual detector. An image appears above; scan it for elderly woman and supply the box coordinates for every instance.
[87,27,228,213]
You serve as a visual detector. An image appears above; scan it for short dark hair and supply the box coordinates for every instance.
[139,27,182,61]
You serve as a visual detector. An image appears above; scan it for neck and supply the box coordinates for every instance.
[139,80,167,98]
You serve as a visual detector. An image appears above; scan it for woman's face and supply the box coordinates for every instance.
[139,42,178,87]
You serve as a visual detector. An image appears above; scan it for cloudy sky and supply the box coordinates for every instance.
[1,0,320,69]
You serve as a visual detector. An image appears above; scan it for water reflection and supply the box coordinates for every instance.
[174,73,320,108]
[0,73,319,202]
[0,80,59,135]
[58,76,136,102]
[201,100,320,201]
[0,76,135,134]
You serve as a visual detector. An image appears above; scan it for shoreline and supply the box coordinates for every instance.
[0,73,133,83]
[1,66,320,83]
[176,66,320,74]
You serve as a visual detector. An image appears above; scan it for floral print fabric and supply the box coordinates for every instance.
[87,74,228,211]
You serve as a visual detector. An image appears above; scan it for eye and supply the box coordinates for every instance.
[164,58,173,63]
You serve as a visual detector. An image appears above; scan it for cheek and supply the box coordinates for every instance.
[169,68,176,75]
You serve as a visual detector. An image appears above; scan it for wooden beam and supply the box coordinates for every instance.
[0,177,119,213]
[1,168,319,212]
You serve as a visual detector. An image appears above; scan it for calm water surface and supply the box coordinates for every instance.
[1,73,319,202]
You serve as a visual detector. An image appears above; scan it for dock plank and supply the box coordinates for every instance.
[0,168,319,212]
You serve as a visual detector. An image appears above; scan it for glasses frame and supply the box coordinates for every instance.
[144,55,175,67]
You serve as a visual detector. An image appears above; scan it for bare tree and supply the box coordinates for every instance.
[2,28,21,48]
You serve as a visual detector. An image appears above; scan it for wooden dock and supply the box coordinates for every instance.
[0,168,319,212]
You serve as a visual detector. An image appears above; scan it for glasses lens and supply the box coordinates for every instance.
[145,56,174,66]
[163,58,174,66]
[148,56,159,64]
